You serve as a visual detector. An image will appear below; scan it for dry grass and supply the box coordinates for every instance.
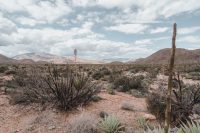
[65,111,99,133]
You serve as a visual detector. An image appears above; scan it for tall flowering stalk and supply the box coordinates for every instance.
[164,23,177,133]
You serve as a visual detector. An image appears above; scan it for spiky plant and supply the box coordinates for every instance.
[145,126,165,133]
[179,121,200,133]
[98,116,124,133]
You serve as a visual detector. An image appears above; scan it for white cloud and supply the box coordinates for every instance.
[0,0,71,23]
[135,39,153,45]
[178,26,200,35]
[16,17,45,26]
[0,13,16,34]
[150,27,169,34]
[105,24,148,34]
[178,35,200,43]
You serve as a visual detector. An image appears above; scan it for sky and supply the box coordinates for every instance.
[0,0,200,61]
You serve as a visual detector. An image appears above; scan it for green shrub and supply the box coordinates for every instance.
[99,116,124,133]
[92,67,111,80]
[113,75,147,92]
[12,65,100,111]
[0,66,8,73]
[137,117,148,129]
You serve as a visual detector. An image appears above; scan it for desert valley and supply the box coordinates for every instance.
[0,0,200,133]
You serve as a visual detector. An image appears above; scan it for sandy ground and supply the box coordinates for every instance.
[0,89,151,133]
[1,74,198,133]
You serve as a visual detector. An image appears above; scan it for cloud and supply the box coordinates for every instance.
[135,39,153,45]
[0,13,17,34]
[105,24,148,34]
[178,26,200,35]
[0,34,14,46]
[178,35,200,43]
[0,0,71,23]
[150,27,169,34]
[16,17,45,26]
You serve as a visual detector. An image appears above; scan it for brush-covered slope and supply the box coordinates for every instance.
[0,54,16,64]
[134,48,200,64]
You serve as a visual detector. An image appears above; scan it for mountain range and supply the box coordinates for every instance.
[132,48,200,64]
[0,48,200,64]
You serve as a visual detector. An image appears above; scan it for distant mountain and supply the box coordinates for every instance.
[109,61,124,64]
[0,54,16,64]
[132,48,200,64]
[13,53,105,64]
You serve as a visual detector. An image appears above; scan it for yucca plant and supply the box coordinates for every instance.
[145,126,165,133]
[137,117,148,129]
[99,116,124,133]
[145,121,200,133]
[179,121,200,133]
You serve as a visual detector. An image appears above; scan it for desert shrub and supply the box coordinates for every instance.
[107,88,115,95]
[0,65,8,73]
[147,83,200,126]
[12,65,100,110]
[92,71,103,80]
[4,70,17,75]
[148,68,159,79]
[91,95,102,102]
[98,116,124,133]
[185,72,200,80]
[92,67,111,80]
[146,93,166,121]
[145,121,200,133]
[137,117,149,130]
[66,112,99,133]
[113,75,147,92]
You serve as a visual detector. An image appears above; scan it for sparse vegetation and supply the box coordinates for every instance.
[11,65,100,110]
[98,116,124,133]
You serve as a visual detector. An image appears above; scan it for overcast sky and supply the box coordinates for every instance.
[0,0,200,60]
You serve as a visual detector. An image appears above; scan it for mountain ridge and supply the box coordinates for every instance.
[132,48,200,64]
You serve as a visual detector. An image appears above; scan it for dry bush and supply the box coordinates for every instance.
[65,112,99,133]
[146,82,200,126]
[12,65,100,110]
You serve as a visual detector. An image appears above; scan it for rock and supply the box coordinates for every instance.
[143,114,156,121]
[121,102,135,111]
[125,127,135,133]
[48,125,56,130]
[99,111,109,118]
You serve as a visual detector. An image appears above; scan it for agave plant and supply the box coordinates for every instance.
[98,115,124,133]
[145,126,165,133]
[179,121,200,133]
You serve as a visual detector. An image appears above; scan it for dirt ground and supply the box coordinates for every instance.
[0,89,153,133]
[1,74,199,133]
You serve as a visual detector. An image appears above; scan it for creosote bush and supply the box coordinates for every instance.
[113,75,148,92]
[0,65,8,73]
[13,65,100,110]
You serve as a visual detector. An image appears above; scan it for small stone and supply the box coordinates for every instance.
[143,114,156,121]
[99,111,109,118]
[125,127,135,133]
[48,125,56,130]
